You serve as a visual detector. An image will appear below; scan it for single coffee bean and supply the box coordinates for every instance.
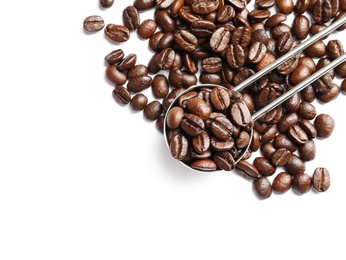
[285,154,306,175]
[299,119,317,139]
[261,125,277,144]
[123,6,140,31]
[289,65,311,86]
[182,53,198,74]
[292,173,311,195]
[156,115,165,133]
[232,26,251,49]
[228,0,247,10]
[156,0,175,9]
[261,142,276,159]
[130,93,148,111]
[134,0,155,10]
[191,19,216,38]
[277,112,299,133]
[335,61,346,77]
[248,9,271,22]
[312,167,331,192]
[272,172,292,193]
[304,40,326,58]
[192,131,210,154]
[256,0,276,9]
[127,75,153,92]
[186,97,212,120]
[317,83,341,103]
[147,53,161,74]
[301,85,316,102]
[84,15,105,32]
[217,5,236,23]
[285,86,301,112]
[298,56,316,73]
[210,136,235,151]
[157,48,176,70]
[158,32,175,49]
[256,53,276,71]
[250,130,261,151]
[327,40,344,60]
[233,69,255,86]
[191,0,220,14]
[275,0,294,14]
[155,9,176,32]
[149,32,164,52]
[118,53,137,71]
[112,85,131,105]
[105,24,130,42]
[298,139,316,161]
[169,68,183,88]
[250,29,270,45]
[297,101,316,120]
[128,65,149,78]
[226,44,245,69]
[309,23,329,39]
[273,134,297,152]
[235,160,260,180]
[271,148,291,167]
[230,102,252,128]
[312,73,333,94]
[166,106,185,129]
[292,15,310,40]
[314,114,335,138]
[235,130,250,149]
[253,157,276,176]
[170,134,189,160]
[170,0,185,17]
[271,23,291,39]
[210,87,230,110]
[210,116,234,140]
[253,176,272,199]
[294,0,310,14]
[200,72,223,85]
[265,13,287,28]
[312,0,336,24]
[178,6,202,24]
[248,42,267,64]
[180,113,205,136]
[144,100,163,121]
[201,57,222,73]
[100,0,114,8]
[152,74,169,98]
[287,124,309,145]
[105,49,125,65]
[210,27,231,53]
[106,65,127,85]
[174,29,198,52]
[191,159,217,171]
[214,151,236,171]
[138,19,157,39]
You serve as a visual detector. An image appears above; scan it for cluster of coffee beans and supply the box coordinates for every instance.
[83,0,346,199]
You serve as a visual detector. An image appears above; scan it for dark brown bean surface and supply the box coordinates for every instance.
[272,172,292,193]
[253,157,276,176]
[314,114,335,138]
[105,49,125,65]
[292,173,311,195]
[292,15,310,40]
[236,160,260,180]
[112,85,131,105]
[130,93,148,111]
[312,167,331,192]
[105,24,130,42]
[123,6,140,31]
[285,154,306,175]
[276,0,294,14]
[138,19,157,39]
[253,176,272,199]
[106,65,127,85]
[100,0,114,8]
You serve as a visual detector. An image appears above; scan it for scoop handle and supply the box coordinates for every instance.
[233,15,346,93]
[252,53,346,121]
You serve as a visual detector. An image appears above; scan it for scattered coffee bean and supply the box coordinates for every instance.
[314,114,335,138]
[312,167,331,192]
[84,15,105,32]
[292,173,311,195]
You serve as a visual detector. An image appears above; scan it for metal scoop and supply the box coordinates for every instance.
[163,15,346,172]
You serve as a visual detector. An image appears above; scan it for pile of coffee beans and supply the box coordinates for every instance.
[83,0,346,199]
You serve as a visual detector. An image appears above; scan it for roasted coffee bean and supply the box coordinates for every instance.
[191,159,217,171]
[170,134,189,160]
[155,9,176,32]
[277,113,299,133]
[186,97,212,120]
[170,0,185,17]
[249,9,271,22]
[288,125,308,145]
[312,167,331,192]
[256,53,276,71]
[148,53,161,74]
[292,15,310,40]
[192,131,210,154]
[256,0,276,8]
[294,0,310,14]
[128,65,149,78]
[226,44,245,69]
[106,65,127,85]
[210,87,230,110]
[144,100,163,121]
[127,75,153,92]
[138,19,157,39]
[118,53,137,72]
[191,20,216,37]
[285,86,301,112]
[231,26,251,49]
[304,40,326,57]
[292,173,311,194]
[152,74,169,98]
[261,125,277,144]
[248,42,267,64]
[182,71,198,88]
[201,57,222,73]
[253,176,272,199]
[335,61,346,77]
[200,72,223,85]
[130,93,148,111]
[100,0,114,8]
[273,134,297,152]
[235,160,259,179]
[276,0,294,14]
[261,142,276,159]
[271,148,291,167]
[273,172,293,194]
[157,48,176,70]
[233,69,255,87]
[285,154,306,175]
[84,15,105,32]
[253,157,276,176]
[210,27,231,53]
[299,56,317,73]
[105,49,125,65]
[191,0,220,14]
[174,29,198,52]
[134,0,155,10]
[162,88,185,111]
[250,130,261,152]
[169,68,183,88]
[298,140,316,161]
[309,23,329,39]
[178,6,202,23]
[210,116,234,140]
[231,102,252,127]
[158,32,175,49]
[299,119,317,139]
[112,85,131,105]
[149,32,164,52]
[105,24,130,42]
[297,101,316,120]
[156,0,175,9]
[236,131,250,149]
[327,40,344,60]
[341,79,346,93]
[312,73,333,94]
[312,0,337,24]
[181,113,205,136]
[217,5,236,23]
[301,85,316,102]
[314,114,335,138]
[178,91,198,108]
[289,65,312,86]
[251,29,270,45]
[265,13,287,28]
[210,136,235,151]
[123,6,140,31]
[271,23,291,40]
[214,151,236,171]
[228,0,247,10]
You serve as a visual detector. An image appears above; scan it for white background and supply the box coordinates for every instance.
[1,0,346,259]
